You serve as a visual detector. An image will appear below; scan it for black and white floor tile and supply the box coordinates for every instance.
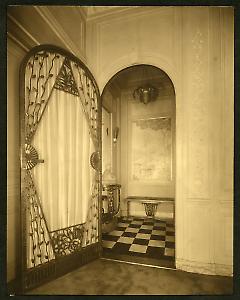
[102,217,175,267]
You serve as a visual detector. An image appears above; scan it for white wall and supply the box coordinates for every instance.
[86,6,234,276]
[119,87,175,218]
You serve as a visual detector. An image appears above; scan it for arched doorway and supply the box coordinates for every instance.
[101,64,176,269]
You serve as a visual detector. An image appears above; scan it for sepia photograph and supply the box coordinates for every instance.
[6,3,235,296]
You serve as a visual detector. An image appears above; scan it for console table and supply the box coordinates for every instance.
[125,196,175,219]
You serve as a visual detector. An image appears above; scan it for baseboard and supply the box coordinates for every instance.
[7,278,21,295]
[176,258,233,277]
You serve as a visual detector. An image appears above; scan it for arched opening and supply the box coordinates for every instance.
[101,64,176,269]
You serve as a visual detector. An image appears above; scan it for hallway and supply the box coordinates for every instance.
[102,216,175,268]
[27,258,233,295]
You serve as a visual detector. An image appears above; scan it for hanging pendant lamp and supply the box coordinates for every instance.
[133,66,159,104]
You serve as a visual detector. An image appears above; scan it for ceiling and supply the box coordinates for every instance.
[105,65,174,97]
[81,6,139,20]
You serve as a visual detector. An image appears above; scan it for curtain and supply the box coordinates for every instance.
[70,61,99,246]
[25,51,65,142]
[24,50,99,268]
[32,88,93,231]
[24,50,65,268]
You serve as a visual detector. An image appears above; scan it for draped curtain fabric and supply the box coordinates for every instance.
[23,49,99,268]
[32,89,93,230]
[24,51,65,268]
[25,51,65,143]
[71,61,99,246]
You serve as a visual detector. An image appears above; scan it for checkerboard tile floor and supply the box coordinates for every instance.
[102,217,175,263]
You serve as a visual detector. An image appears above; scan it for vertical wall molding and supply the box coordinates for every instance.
[188,14,210,200]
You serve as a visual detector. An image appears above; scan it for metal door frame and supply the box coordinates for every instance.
[19,44,102,292]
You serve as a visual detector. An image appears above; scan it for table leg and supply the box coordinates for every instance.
[143,203,158,218]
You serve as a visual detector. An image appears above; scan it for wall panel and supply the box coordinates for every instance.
[88,6,233,276]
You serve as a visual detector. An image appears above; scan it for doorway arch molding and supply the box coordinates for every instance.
[98,53,179,96]
[99,53,186,271]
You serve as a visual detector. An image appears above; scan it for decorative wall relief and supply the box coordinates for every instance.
[188,27,209,198]
[131,117,172,182]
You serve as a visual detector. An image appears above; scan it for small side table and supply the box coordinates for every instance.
[125,196,175,220]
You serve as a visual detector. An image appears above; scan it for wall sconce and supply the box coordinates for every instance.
[113,127,119,143]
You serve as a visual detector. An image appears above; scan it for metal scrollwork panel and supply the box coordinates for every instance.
[54,58,79,96]
[22,170,55,268]
[50,224,85,257]
[24,50,65,143]
[142,203,159,218]
[70,61,99,147]
[20,45,101,286]
[83,179,99,246]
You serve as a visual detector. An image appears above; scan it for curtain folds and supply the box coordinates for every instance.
[32,88,93,231]
[24,49,100,269]
[25,52,65,142]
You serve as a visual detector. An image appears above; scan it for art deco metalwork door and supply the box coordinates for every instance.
[20,45,102,291]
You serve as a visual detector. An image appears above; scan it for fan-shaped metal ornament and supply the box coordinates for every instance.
[90,151,100,171]
[25,144,44,170]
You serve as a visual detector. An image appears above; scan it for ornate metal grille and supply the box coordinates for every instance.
[50,223,85,257]
[22,170,55,268]
[70,62,99,147]
[25,51,65,143]
[142,202,159,218]
[54,58,79,96]
[84,178,99,246]
[25,143,44,170]
[20,45,101,290]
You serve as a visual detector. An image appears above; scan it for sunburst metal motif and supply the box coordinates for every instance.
[90,151,100,171]
[54,58,79,96]
[25,144,44,170]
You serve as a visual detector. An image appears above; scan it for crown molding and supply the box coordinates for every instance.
[76,6,88,20]
[7,32,29,52]
[7,13,39,51]
[86,6,138,21]
[86,6,168,24]
[32,6,86,63]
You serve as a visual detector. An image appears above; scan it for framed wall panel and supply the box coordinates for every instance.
[130,117,172,183]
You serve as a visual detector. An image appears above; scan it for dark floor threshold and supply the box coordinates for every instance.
[102,252,176,269]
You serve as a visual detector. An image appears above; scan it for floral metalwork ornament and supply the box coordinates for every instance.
[50,224,85,257]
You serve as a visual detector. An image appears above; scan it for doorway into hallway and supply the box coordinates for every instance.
[101,64,176,269]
